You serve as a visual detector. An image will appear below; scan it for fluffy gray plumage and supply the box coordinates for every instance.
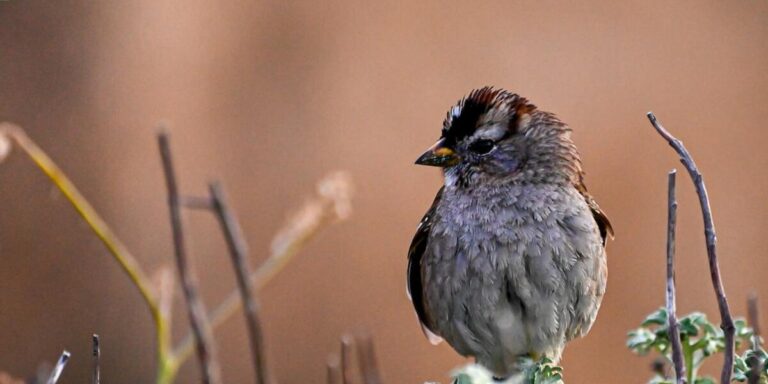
[408,87,612,378]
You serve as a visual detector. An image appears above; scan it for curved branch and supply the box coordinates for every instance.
[0,124,159,323]
[647,112,735,384]
[209,181,270,384]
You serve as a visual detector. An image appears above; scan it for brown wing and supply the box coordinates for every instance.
[575,178,614,245]
[407,187,444,344]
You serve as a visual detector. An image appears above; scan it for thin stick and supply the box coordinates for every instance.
[340,335,354,384]
[748,294,761,384]
[327,356,342,384]
[209,181,269,384]
[0,124,173,383]
[665,170,686,384]
[173,172,353,364]
[355,333,383,384]
[648,112,735,383]
[158,131,222,384]
[45,351,71,384]
[172,221,322,364]
[92,335,101,384]
[749,294,761,348]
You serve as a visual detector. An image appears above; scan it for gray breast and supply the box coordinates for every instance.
[421,183,606,376]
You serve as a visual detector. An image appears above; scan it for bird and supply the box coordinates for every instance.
[407,87,612,380]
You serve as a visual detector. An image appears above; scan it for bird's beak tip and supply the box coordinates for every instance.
[415,139,459,167]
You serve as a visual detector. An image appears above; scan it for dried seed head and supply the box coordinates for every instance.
[317,171,353,220]
[270,171,353,256]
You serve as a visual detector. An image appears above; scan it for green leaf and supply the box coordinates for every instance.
[701,322,721,337]
[679,312,709,337]
[526,357,565,384]
[734,319,754,349]
[628,308,768,384]
[643,308,669,326]
[648,374,674,384]
[628,328,657,355]
[679,319,699,337]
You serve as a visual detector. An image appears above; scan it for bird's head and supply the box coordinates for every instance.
[415,87,582,188]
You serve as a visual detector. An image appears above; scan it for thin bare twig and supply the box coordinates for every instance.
[92,335,101,384]
[173,172,353,364]
[749,294,761,348]
[355,333,383,384]
[209,181,269,384]
[648,112,735,383]
[45,351,70,384]
[341,336,354,384]
[748,294,762,384]
[327,356,342,384]
[665,170,686,384]
[158,131,222,384]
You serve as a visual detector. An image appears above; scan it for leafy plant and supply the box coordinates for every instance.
[733,348,768,383]
[628,307,766,383]
[525,357,564,384]
[451,357,563,384]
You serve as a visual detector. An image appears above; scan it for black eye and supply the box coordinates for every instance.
[469,139,495,155]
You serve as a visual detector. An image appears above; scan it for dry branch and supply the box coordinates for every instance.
[327,356,342,384]
[1,123,353,384]
[647,112,735,383]
[325,334,384,384]
[92,335,101,384]
[749,294,761,348]
[158,131,222,384]
[209,181,270,384]
[45,351,70,384]
[748,294,762,384]
[355,333,383,384]
[174,172,353,363]
[341,335,354,384]
[665,170,686,384]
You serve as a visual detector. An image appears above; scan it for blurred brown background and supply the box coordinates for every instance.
[1,1,767,383]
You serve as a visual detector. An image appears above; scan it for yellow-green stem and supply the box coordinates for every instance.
[0,125,351,384]
[0,124,171,384]
[683,336,696,384]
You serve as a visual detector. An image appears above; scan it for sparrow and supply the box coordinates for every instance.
[407,87,612,379]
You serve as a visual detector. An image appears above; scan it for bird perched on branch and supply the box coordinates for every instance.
[408,87,612,380]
